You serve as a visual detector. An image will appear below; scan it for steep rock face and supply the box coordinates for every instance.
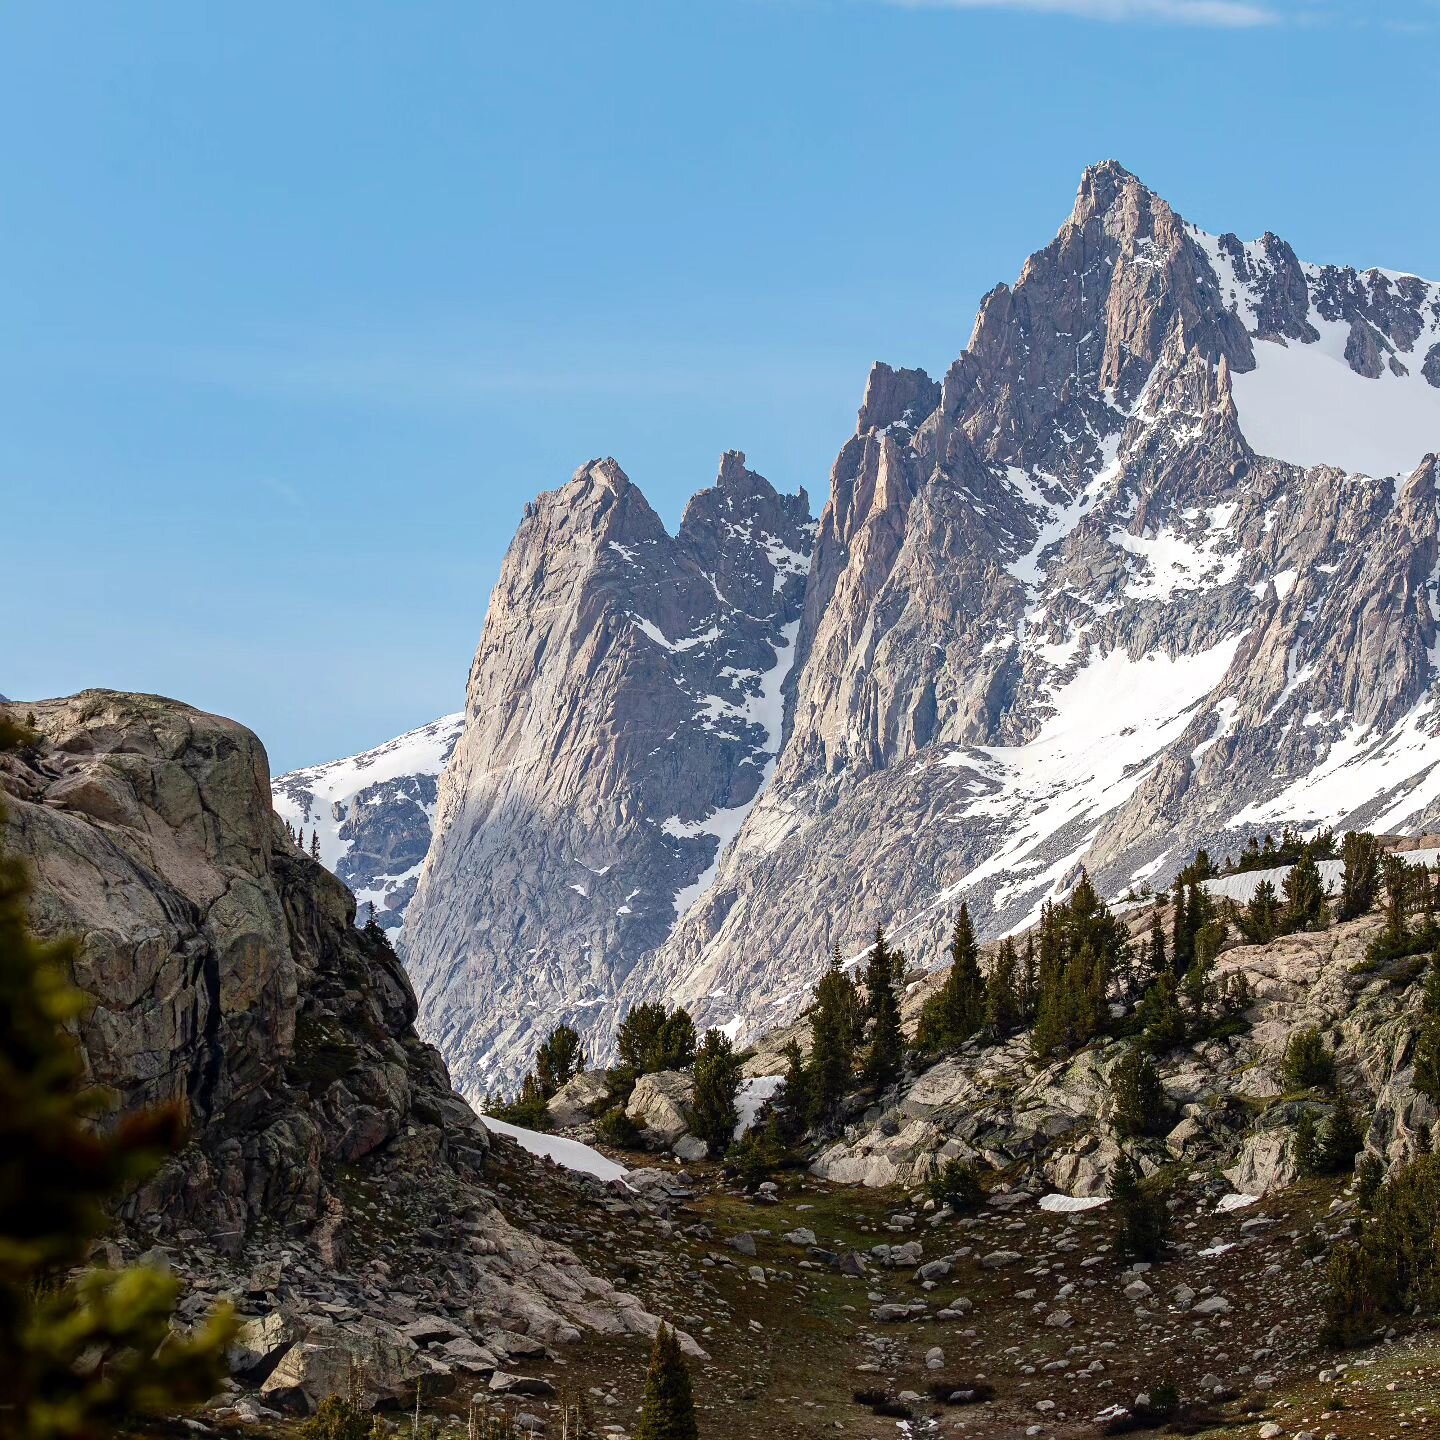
[627,161,1440,1042]
[403,454,812,1097]
[272,713,464,934]
[0,691,673,1356]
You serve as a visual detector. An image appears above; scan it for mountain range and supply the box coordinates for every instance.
[275,160,1440,1099]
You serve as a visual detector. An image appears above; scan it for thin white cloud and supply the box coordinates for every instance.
[881,0,1279,25]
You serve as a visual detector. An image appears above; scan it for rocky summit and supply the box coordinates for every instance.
[402,451,814,1100]
[379,160,1440,1094]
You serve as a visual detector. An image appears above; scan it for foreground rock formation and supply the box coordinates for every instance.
[0,692,684,1418]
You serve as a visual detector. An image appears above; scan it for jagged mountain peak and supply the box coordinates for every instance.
[387,168,1440,1093]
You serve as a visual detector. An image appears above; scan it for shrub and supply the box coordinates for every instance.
[926,1158,985,1214]
[596,1106,642,1148]
[295,1394,387,1440]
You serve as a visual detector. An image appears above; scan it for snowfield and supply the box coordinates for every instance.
[480,1114,628,1184]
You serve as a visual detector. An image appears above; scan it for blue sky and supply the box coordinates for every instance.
[3,0,1437,772]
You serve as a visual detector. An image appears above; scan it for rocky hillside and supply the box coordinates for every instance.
[0,692,688,1419]
[271,712,463,935]
[403,452,813,1100]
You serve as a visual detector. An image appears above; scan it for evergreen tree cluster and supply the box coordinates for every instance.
[486,1022,587,1131]
[1221,827,1336,875]
[1031,876,1130,1058]
[1322,1152,1440,1347]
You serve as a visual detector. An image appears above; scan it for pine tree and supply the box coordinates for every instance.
[1283,851,1329,932]
[1244,878,1280,944]
[1284,1026,1337,1090]
[984,936,1021,1036]
[1110,1045,1166,1139]
[690,1029,744,1153]
[1136,971,1187,1053]
[1338,831,1383,921]
[1019,933,1038,1023]
[1414,954,1440,1106]
[861,926,903,1089]
[776,1039,810,1143]
[633,1324,699,1440]
[535,1023,584,1099]
[1170,875,1192,976]
[1109,1151,1168,1261]
[807,949,859,1126]
[917,906,984,1052]
[1316,1090,1364,1175]
[1146,909,1167,979]
[1294,1107,1319,1177]
[310,829,321,860]
[0,742,235,1435]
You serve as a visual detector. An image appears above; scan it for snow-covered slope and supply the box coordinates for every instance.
[271,713,464,933]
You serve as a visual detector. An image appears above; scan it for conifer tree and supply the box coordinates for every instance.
[861,926,903,1089]
[633,1324,698,1440]
[807,949,859,1126]
[1283,851,1329,932]
[1337,831,1383,921]
[1019,933,1038,1023]
[917,906,984,1052]
[1170,875,1192,976]
[1136,971,1187,1053]
[1244,878,1280,944]
[1414,953,1440,1106]
[983,936,1021,1036]
[1294,1107,1319,1177]
[776,1039,810,1143]
[1316,1090,1364,1175]
[310,830,321,860]
[690,1029,744,1153]
[0,734,235,1435]
[1146,909,1167,979]
[1109,1045,1165,1139]
[1109,1151,1167,1261]
[535,1023,584,1099]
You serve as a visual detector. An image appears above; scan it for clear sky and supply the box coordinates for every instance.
[4,0,1437,773]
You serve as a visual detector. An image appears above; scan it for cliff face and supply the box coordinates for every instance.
[0,691,677,1388]
[402,454,813,1099]
[272,712,465,935]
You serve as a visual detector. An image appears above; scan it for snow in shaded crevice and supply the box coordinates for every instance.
[665,618,803,918]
